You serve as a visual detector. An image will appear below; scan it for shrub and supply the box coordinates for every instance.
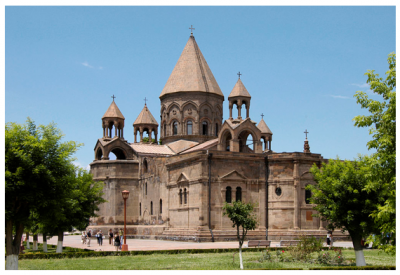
[316,250,332,265]
[259,249,272,262]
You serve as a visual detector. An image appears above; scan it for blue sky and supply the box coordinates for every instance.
[5,6,396,169]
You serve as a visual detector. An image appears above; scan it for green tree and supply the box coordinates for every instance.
[38,165,106,253]
[5,118,80,269]
[353,53,396,254]
[223,201,257,270]
[308,158,382,266]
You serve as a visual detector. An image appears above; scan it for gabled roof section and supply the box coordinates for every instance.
[257,119,273,135]
[180,138,219,154]
[130,143,175,156]
[159,35,224,98]
[166,139,199,154]
[102,101,125,119]
[221,170,247,180]
[177,172,190,183]
[228,78,251,99]
[133,104,159,126]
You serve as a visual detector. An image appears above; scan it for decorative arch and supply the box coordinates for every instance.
[237,129,258,153]
[182,100,199,113]
[109,147,127,160]
[166,102,181,114]
[198,102,213,115]
[95,147,104,160]
[219,129,233,151]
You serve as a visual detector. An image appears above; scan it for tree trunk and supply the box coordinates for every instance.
[33,234,38,251]
[42,233,48,252]
[239,244,243,270]
[26,231,30,249]
[350,232,366,266]
[5,219,24,270]
[56,231,64,253]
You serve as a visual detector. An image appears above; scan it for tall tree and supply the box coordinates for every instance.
[308,158,382,266]
[353,53,396,254]
[5,118,80,269]
[49,166,106,252]
[223,201,257,270]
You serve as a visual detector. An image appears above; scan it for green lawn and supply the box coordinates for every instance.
[16,249,396,270]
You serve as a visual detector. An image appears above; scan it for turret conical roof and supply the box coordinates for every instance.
[102,101,125,119]
[257,118,273,134]
[228,78,251,99]
[159,35,223,98]
[133,104,159,126]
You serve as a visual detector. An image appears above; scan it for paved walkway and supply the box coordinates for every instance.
[31,234,354,252]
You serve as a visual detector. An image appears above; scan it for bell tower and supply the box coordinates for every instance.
[228,73,251,121]
[101,95,125,140]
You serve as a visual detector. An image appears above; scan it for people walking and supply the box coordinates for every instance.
[87,230,92,247]
[114,232,121,251]
[97,230,103,246]
[329,233,333,248]
[81,231,87,245]
[326,232,331,247]
[119,228,123,249]
[109,229,114,245]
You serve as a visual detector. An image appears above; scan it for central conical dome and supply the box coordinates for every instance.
[159,35,223,98]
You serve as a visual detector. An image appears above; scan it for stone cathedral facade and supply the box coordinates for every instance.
[88,33,348,241]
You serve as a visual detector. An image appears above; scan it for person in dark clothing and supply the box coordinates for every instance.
[114,232,121,251]
[87,230,92,247]
[109,229,114,245]
[97,230,103,246]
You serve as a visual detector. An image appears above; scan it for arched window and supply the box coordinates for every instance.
[143,159,148,173]
[236,187,242,202]
[139,203,141,216]
[202,121,208,135]
[96,148,103,160]
[226,186,232,203]
[184,188,187,204]
[179,189,182,205]
[145,182,147,195]
[187,120,193,135]
[305,188,312,204]
[160,199,162,214]
[215,123,219,136]
[151,201,153,215]
[173,121,178,135]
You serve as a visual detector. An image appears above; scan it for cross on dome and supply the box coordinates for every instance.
[111,95,116,101]
[144,97,148,105]
[189,25,195,35]
[261,113,264,119]
[237,71,242,79]
[304,129,309,139]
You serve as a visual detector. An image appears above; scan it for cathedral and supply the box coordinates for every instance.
[88,32,346,241]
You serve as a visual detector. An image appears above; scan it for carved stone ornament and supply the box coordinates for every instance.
[188,108,192,115]
[172,110,177,115]
[204,109,208,115]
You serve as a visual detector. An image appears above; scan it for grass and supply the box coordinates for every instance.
[16,249,396,270]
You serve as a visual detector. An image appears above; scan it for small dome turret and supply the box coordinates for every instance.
[257,117,273,151]
[228,74,251,120]
[102,96,125,140]
[133,104,159,144]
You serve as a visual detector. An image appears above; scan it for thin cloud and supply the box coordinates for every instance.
[73,161,90,171]
[350,83,370,88]
[328,95,351,99]
[81,61,103,70]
